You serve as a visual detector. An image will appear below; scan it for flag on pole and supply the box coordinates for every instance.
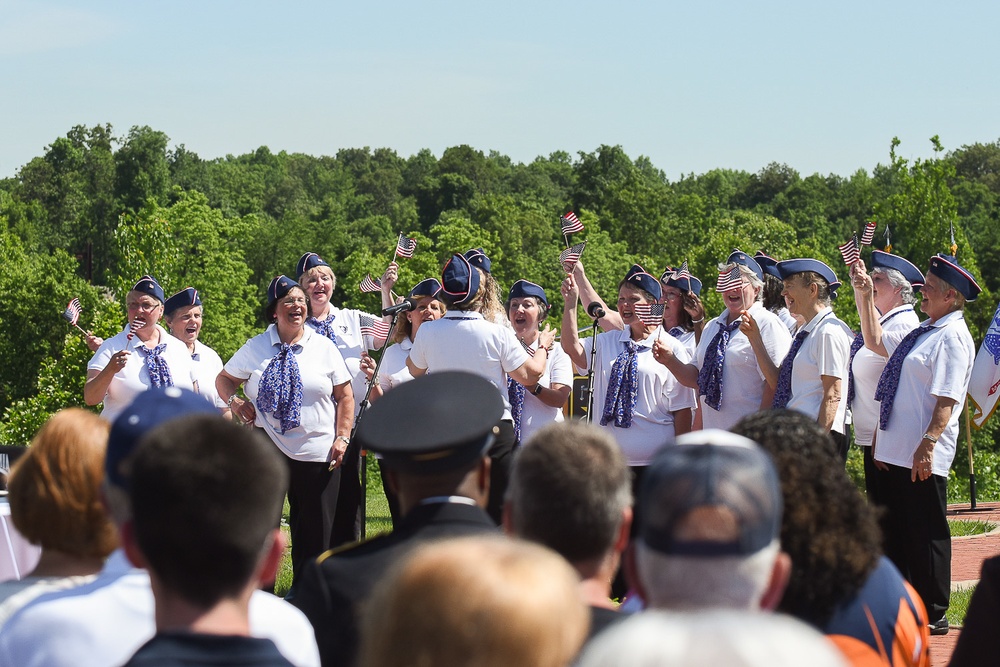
[359,274,382,293]
[559,241,587,272]
[62,298,83,326]
[359,314,391,340]
[395,236,417,259]
[838,235,861,266]
[126,318,142,342]
[634,303,665,327]
[672,260,694,292]
[560,211,584,234]
[861,221,877,246]
[715,266,744,292]
[969,300,1000,428]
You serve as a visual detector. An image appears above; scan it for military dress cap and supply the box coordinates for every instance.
[507,279,548,307]
[266,275,300,306]
[871,250,925,288]
[727,250,763,281]
[440,254,481,307]
[754,251,782,279]
[357,371,504,475]
[163,287,202,317]
[928,254,981,301]
[295,252,330,278]
[775,258,842,296]
[463,248,492,274]
[660,269,702,296]
[408,278,443,299]
[639,429,783,558]
[106,387,218,491]
[623,264,663,301]
[131,275,165,303]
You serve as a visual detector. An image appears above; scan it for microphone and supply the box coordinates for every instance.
[587,302,606,319]
[382,298,417,316]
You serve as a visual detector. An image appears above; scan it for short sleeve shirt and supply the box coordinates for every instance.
[307,307,381,417]
[191,340,226,410]
[787,308,853,434]
[519,340,573,446]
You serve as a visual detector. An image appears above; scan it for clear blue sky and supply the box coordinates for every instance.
[2,0,998,180]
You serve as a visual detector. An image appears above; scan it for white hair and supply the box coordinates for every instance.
[578,609,847,667]
[635,539,780,611]
[872,267,916,305]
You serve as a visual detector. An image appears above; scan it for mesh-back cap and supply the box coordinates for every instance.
[639,430,782,557]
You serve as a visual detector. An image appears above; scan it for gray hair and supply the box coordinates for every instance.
[635,539,780,611]
[717,262,764,302]
[872,267,916,305]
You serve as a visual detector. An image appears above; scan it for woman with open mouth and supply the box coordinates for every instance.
[505,280,572,447]
[217,275,354,592]
[84,276,196,422]
[163,287,229,417]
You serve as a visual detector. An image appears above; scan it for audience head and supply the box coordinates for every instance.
[124,415,288,609]
[9,409,117,559]
[731,409,882,627]
[359,535,589,667]
[505,422,632,568]
[630,429,789,612]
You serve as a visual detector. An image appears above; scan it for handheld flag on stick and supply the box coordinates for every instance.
[861,221,877,246]
[359,274,382,294]
[559,241,587,273]
[715,266,744,293]
[968,300,1000,428]
[673,260,693,292]
[126,318,142,342]
[359,314,391,340]
[634,303,665,327]
[62,298,88,336]
[395,234,417,259]
[560,211,584,235]
[838,235,861,266]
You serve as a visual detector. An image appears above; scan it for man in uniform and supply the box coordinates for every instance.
[291,371,501,667]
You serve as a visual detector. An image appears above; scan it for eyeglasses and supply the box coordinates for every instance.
[280,297,308,307]
[126,301,161,312]
[662,292,682,302]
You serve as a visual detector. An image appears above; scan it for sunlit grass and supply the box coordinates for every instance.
[949,520,995,537]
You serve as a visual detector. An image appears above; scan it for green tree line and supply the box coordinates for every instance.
[2,124,999,499]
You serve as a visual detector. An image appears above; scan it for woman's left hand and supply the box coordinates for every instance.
[537,325,557,352]
[360,352,377,381]
[381,262,399,293]
[330,436,348,468]
[652,337,674,366]
[683,291,705,323]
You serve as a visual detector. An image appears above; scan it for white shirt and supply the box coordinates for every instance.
[224,325,352,462]
[519,340,573,446]
[786,307,853,434]
[307,306,381,417]
[850,305,920,446]
[696,303,792,431]
[874,310,975,476]
[776,307,798,333]
[191,340,226,409]
[0,550,320,667]
[578,327,698,466]
[408,311,531,422]
[377,338,415,394]
[87,325,197,422]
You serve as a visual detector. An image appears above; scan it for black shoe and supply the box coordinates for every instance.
[928,617,949,635]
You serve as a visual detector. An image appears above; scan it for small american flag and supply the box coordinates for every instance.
[395,236,417,259]
[559,241,587,272]
[62,298,83,326]
[359,314,391,339]
[126,318,143,342]
[860,221,877,246]
[672,260,694,291]
[634,303,665,327]
[517,337,536,357]
[560,211,584,234]
[838,235,861,266]
[359,274,382,293]
[716,266,744,292]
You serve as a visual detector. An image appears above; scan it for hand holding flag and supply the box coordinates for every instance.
[559,241,587,273]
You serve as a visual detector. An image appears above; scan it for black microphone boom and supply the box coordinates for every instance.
[587,302,606,319]
[382,298,417,316]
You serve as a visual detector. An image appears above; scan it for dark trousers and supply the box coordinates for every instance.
[331,448,362,546]
[881,463,951,623]
[831,430,849,463]
[486,419,516,525]
[379,458,402,528]
[862,444,886,507]
[284,457,342,590]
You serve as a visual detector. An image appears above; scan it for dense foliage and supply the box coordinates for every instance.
[3,125,1000,499]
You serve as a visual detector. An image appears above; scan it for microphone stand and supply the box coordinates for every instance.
[339,309,403,540]
[585,313,602,423]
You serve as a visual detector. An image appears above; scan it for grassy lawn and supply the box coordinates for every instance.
[949,520,995,537]
[948,586,976,627]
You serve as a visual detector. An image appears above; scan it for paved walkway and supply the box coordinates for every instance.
[929,502,1000,666]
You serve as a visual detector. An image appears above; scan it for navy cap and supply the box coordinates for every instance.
[507,279,548,307]
[928,254,981,301]
[754,252,781,279]
[131,276,165,304]
[441,254,481,307]
[106,387,218,491]
[357,371,503,475]
[639,430,783,557]
[295,252,329,279]
[871,250,925,288]
[775,259,842,296]
[408,278,443,299]
[660,270,702,296]
[463,248,492,274]
[727,250,763,281]
[266,275,300,306]
[163,287,201,317]
[623,265,662,301]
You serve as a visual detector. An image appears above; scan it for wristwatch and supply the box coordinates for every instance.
[336,435,350,445]
[531,384,544,396]
[922,432,938,444]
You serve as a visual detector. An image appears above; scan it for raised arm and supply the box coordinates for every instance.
[741,310,780,389]
[560,274,588,370]
[851,263,888,356]
[572,260,623,332]
[651,337,700,388]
